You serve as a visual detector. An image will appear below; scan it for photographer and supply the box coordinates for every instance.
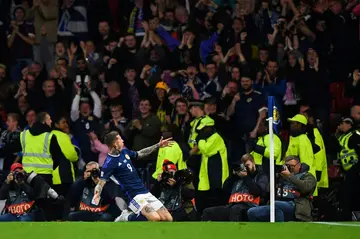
[0,163,63,221]
[247,155,316,222]
[153,160,195,221]
[64,161,122,221]
[0,163,36,221]
[202,154,268,221]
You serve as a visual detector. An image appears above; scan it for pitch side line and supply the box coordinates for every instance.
[311,222,360,227]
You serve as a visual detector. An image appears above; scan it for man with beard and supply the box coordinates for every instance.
[226,76,267,165]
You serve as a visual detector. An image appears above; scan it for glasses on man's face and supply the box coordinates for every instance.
[286,162,300,169]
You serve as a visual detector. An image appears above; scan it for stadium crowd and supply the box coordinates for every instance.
[0,0,360,222]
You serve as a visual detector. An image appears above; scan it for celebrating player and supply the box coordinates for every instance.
[92,131,173,222]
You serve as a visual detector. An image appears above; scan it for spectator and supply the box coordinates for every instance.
[70,82,102,164]
[247,155,316,222]
[24,109,36,130]
[0,113,21,173]
[8,5,36,82]
[26,0,58,72]
[89,132,108,167]
[104,103,129,145]
[126,98,161,155]
[227,76,267,165]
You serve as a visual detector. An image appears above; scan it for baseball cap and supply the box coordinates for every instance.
[162,160,177,171]
[288,114,308,125]
[155,82,169,92]
[189,100,205,108]
[341,117,354,125]
[196,116,215,130]
[10,163,23,172]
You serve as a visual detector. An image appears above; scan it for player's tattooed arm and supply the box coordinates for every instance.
[136,143,160,159]
[94,179,106,196]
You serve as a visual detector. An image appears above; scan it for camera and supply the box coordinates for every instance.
[161,169,193,187]
[276,165,288,174]
[161,171,174,184]
[13,171,25,182]
[234,164,247,173]
[90,168,100,178]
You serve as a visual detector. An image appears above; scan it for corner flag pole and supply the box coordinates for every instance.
[267,96,275,223]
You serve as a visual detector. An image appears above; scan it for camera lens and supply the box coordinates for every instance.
[90,168,100,178]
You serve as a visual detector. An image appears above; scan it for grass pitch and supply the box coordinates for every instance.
[0,222,359,239]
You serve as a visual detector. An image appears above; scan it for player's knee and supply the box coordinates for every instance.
[159,212,173,222]
[147,213,161,222]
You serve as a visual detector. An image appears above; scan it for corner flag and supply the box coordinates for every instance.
[267,96,281,134]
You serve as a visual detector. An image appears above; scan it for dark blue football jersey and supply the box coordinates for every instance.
[101,148,148,199]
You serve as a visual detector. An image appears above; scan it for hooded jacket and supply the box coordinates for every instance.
[21,122,65,172]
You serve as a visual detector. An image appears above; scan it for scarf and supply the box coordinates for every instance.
[128,7,138,33]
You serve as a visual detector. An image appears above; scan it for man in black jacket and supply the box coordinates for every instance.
[152,160,195,221]
[0,163,36,221]
[65,161,123,221]
[202,154,268,221]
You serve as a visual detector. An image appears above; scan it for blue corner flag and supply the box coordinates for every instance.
[267,96,281,134]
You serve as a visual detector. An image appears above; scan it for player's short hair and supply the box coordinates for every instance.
[104,131,119,148]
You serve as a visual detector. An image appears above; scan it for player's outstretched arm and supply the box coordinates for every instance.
[137,137,173,159]
[137,143,160,159]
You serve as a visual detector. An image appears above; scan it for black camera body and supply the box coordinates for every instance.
[161,169,194,187]
[276,165,288,174]
[234,164,247,173]
[90,168,100,178]
[13,171,25,182]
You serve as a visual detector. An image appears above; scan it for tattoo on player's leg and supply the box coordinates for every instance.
[159,206,168,212]
[144,205,155,213]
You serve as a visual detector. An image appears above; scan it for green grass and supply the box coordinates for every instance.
[0,222,360,239]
